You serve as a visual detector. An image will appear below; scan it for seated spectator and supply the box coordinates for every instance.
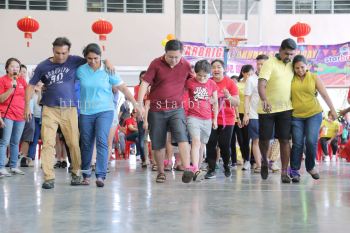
[319,111,340,161]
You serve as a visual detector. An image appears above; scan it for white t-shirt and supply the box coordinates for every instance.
[244,74,259,119]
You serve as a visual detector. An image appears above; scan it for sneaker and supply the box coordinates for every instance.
[61,161,67,168]
[27,158,34,167]
[331,155,337,162]
[70,174,82,186]
[224,167,232,178]
[0,168,12,177]
[141,162,148,168]
[242,161,251,171]
[182,170,194,183]
[289,169,301,183]
[54,161,61,168]
[42,179,55,189]
[193,170,205,182]
[68,165,73,173]
[269,161,280,172]
[20,157,28,167]
[204,170,216,179]
[10,167,25,175]
[323,155,330,162]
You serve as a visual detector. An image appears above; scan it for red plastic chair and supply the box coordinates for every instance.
[38,139,43,160]
[317,140,336,161]
[124,140,134,160]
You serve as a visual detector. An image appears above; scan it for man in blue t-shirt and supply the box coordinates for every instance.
[25,37,114,189]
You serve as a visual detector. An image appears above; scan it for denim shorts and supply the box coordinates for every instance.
[148,108,188,150]
[248,119,259,140]
[187,116,212,144]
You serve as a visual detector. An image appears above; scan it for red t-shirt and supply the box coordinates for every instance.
[212,76,238,126]
[124,117,137,136]
[0,75,27,121]
[142,56,194,112]
[134,85,140,100]
[186,78,217,120]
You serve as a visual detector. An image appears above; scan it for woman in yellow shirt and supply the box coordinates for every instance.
[290,55,337,182]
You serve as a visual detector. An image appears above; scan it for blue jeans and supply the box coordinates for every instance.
[28,117,41,160]
[291,112,322,172]
[79,111,113,179]
[0,118,25,168]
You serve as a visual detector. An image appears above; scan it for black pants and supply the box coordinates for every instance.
[230,114,251,164]
[320,137,338,155]
[206,125,234,171]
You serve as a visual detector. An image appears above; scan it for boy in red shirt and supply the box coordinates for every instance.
[186,60,218,181]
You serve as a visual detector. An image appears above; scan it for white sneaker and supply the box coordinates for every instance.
[331,155,337,162]
[0,168,12,177]
[27,158,34,167]
[242,161,251,171]
[10,168,25,175]
[324,155,330,162]
[270,162,280,172]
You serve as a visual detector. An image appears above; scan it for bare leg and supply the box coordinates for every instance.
[178,142,190,168]
[155,148,166,174]
[190,137,201,171]
[252,139,261,168]
[259,139,270,179]
[20,141,30,157]
[279,139,290,175]
[108,125,117,160]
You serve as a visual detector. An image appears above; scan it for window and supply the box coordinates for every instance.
[50,0,68,11]
[146,0,162,13]
[86,0,163,13]
[29,0,47,10]
[1,0,67,10]
[8,0,27,9]
[183,0,258,15]
[314,0,332,14]
[334,0,350,13]
[0,0,5,9]
[107,0,124,12]
[276,0,350,14]
[126,0,143,13]
[295,0,312,14]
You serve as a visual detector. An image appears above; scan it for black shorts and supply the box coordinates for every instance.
[20,117,35,142]
[148,109,188,150]
[258,110,292,140]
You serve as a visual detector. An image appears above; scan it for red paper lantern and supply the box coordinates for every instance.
[92,19,113,51]
[290,22,311,43]
[17,16,40,47]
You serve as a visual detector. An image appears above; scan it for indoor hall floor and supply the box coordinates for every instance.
[1,158,350,233]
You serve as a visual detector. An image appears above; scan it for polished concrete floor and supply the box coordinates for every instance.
[1,157,350,233]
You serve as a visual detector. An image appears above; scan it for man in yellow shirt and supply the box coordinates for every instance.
[258,38,297,183]
[320,112,340,161]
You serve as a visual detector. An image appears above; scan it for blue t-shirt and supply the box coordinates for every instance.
[29,55,86,107]
[77,63,123,115]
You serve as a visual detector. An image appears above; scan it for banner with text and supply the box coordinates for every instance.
[183,41,350,88]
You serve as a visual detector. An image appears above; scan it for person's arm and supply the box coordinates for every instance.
[0,87,15,103]
[137,81,150,117]
[258,79,271,113]
[243,95,251,126]
[25,85,35,120]
[212,91,218,129]
[0,117,5,128]
[315,78,337,120]
[103,59,115,74]
[127,123,138,132]
[116,83,141,114]
[143,99,150,130]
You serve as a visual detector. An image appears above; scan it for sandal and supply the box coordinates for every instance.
[81,178,90,185]
[152,164,158,171]
[281,169,291,183]
[156,173,166,183]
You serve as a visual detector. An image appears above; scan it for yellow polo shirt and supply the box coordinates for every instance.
[320,119,340,138]
[258,56,294,114]
[237,81,245,114]
[291,71,323,118]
